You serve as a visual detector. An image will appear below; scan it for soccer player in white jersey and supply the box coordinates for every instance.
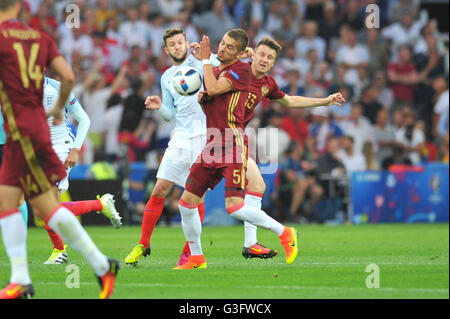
[41,76,122,264]
[125,27,276,266]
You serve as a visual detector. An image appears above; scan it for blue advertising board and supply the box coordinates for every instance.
[351,164,449,224]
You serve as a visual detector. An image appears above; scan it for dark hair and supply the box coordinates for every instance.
[106,94,122,109]
[225,28,249,52]
[0,0,18,10]
[163,27,186,47]
[255,36,283,57]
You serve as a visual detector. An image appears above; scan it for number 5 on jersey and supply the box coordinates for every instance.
[13,42,43,90]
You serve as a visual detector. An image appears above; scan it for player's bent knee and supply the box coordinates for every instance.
[225,196,244,211]
[247,179,266,195]
[152,179,174,197]
[180,190,202,206]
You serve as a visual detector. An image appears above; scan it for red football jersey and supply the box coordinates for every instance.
[204,60,251,146]
[244,69,285,128]
[0,19,60,139]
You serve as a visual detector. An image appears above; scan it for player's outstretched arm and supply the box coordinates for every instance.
[47,56,75,124]
[277,92,345,108]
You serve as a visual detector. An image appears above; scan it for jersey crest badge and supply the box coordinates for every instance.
[261,86,269,97]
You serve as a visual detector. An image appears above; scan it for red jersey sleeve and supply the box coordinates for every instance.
[267,76,285,100]
[223,61,251,91]
[41,31,61,66]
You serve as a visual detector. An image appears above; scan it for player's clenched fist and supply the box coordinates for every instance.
[145,96,161,110]
[325,92,346,106]
[198,91,209,106]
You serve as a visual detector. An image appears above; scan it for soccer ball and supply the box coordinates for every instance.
[172,67,202,96]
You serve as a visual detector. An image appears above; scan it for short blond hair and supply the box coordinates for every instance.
[255,36,283,57]
[163,27,186,47]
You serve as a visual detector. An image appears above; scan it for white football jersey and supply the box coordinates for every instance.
[160,53,211,148]
[43,77,76,146]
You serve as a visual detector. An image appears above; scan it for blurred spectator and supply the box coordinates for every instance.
[257,110,291,165]
[281,108,309,148]
[94,0,117,32]
[81,7,97,36]
[318,0,340,44]
[328,63,354,99]
[360,85,383,124]
[338,103,375,155]
[315,136,346,178]
[303,71,326,98]
[119,5,151,49]
[265,1,284,34]
[414,36,447,130]
[362,141,380,170]
[308,107,343,158]
[432,76,449,140]
[335,27,370,88]
[381,144,412,169]
[59,23,94,67]
[157,0,184,19]
[101,94,124,163]
[29,2,58,39]
[382,9,423,58]
[388,0,419,24]
[303,0,326,21]
[277,44,307,86]
[104,17,128,71]
[339,0,363,31]
[394,107,425,164]
[294,20,327,61]
[147,12,166,56]
[353,65,370,100]
[80,63,128,163]
[118,113,155,163]
[372,70,394,111]
[281,69,305,96]
[373,108,398,165]
[365,28,390,77]
[337,135,367,175]
[414,20,446,57]
[387,45,418,107]
[172,9,201,44]
[193,0,235,46]
[276,142,324,223]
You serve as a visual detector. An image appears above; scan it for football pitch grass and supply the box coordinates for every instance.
[0,223,448,299]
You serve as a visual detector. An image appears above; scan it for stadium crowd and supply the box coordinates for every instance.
[18,0,449,224]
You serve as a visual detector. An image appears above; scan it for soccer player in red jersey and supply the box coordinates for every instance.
[238,37,345,258]
[0,0,118,299]
[175,29,299,269]
[176,36,345,266]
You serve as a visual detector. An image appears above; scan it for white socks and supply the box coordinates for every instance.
[46,206,109,276]
[243,194,262,248]
[179,202,203,255]
[230,203,284,237]
[0,210,31,285]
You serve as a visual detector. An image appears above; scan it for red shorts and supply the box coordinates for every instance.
[185,142,248,198]
[0,130,66,199]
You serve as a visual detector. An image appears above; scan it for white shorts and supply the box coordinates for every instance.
[53,142,73,193]
[156,135,206,187]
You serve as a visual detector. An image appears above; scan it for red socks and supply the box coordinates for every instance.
[45,200,103,249]
[62,200,103,216]
[182,202,205,255]
[44,223,65,250]
[139,195,166,248]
